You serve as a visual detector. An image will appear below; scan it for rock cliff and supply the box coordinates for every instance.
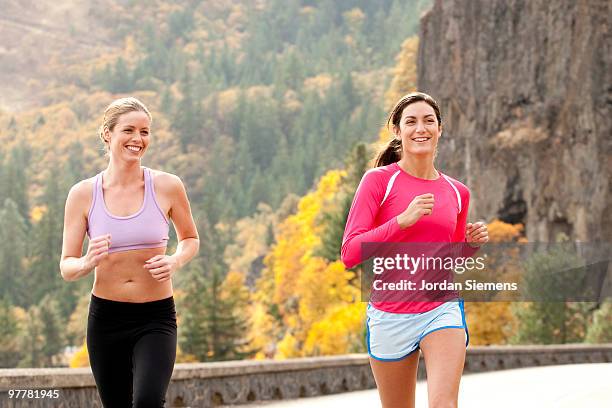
[417,0,611,241]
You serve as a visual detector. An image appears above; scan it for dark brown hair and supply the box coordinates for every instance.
[374,92,442,167]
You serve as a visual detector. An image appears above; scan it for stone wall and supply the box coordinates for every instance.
[1,345,610,407]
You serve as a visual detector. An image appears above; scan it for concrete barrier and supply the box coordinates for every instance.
[1,344,610,407]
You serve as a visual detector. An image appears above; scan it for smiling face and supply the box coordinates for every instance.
[393,101,442,157]
[104,110,151,162]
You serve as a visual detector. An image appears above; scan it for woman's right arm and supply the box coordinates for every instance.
[341,170,404,269]
[341,171,436,269]
[59,181,109,281]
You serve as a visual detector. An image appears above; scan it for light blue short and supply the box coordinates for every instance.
[366,299,469,361]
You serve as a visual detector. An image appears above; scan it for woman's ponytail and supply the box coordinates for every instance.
[374,138,402,167]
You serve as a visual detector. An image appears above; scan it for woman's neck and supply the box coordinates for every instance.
[397,157,438,180]
[104,160,143,186]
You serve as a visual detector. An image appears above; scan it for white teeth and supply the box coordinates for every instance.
[126,146,142,152]
[413,138,429,142]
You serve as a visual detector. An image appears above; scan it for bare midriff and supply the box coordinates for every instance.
[92,246,172,302]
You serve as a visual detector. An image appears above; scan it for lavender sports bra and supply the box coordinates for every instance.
[87,167,170,253]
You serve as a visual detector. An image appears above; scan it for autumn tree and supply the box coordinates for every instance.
[250,170,366,358]
[464,220,523,345]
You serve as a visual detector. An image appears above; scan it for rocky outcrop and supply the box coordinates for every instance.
[417,0,611,241]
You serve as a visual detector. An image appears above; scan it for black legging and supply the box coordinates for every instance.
[87,294,177,408]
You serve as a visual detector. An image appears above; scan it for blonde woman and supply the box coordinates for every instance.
[60,97,199,407]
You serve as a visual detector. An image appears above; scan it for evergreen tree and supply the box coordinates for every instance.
[30,168,64,307]
[0,298,21,367]
[173,71,203,151]
[38,295,65,367]
[316,143,369,262]
[160,86,174,115]
[0,199,28,306]
[18,305,44,368]
[511,246,593,344]
[179,220,251,361]
[112,57,131,93]
[63,141,85,185]
[179,262,209,360]
[2,145,30,222]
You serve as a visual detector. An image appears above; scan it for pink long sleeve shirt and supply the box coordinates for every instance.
[341,162,471,314]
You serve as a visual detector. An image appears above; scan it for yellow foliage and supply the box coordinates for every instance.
[176,345,199,363]
[221,271,250,305]
[343,8,364,49]
[343,8,365,30]
[283,89,302,112]
[304,302,366,355]
[377,125,393,145]
[216,88,240,118]
[55,106,78,130]
[67,293,90,347]
[30,205,47,223]
[300,6,316,17]
[227,5,246,27]
[12,306,26,321]
[466,219,524,345]
[303,74,333,98]
[344,35,356,47]
[250,169,371,359]
[487,219,524,242]
[224,204,274,275]
[275,332,299,359]
[297,260,357,328]
[466,302,517,345]
[246,85,273,101]
[124,36,137,57]
[269,170,345,307]
[69,343,90,368]
[248,302,279,359]
[183,42,199,55]
[385,36,419,110]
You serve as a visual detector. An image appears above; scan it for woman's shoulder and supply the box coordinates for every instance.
[65,176,97,212]
[69,176,96,198]
[148,168,183,192]
[363,163,399,181]
[439,172,470,196]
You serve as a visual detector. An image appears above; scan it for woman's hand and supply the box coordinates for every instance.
[144,255,180,282]
[81,234,111,272]
[397,193,435,229]
[466,222,489,247]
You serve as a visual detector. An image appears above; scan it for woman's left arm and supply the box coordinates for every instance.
[145,174,200,282]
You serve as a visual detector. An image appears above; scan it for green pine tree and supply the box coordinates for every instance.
[38,295,65,367]
[18,305,44,368]
[0,298,21,367]
[0,198,28,306]
[30,168,64,308]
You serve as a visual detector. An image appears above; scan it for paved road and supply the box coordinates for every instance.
[236,363,612,408]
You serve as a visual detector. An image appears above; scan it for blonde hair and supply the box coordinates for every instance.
[98,97,152,153]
